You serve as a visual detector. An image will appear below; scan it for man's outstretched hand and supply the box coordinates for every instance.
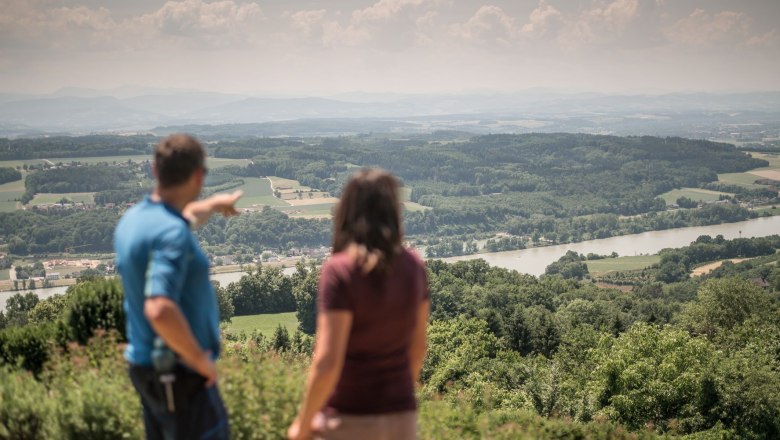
[184,190,243,228]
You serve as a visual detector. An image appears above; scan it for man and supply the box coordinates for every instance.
[114,134,242,440]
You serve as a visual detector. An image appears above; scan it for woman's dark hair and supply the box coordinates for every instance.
[332,169,404,273]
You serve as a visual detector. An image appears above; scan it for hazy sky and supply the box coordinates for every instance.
[1,0,779,95]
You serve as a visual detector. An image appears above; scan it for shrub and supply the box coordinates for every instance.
[63,278,125,344]
[0,367,53,439]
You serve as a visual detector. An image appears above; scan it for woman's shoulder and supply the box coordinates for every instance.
[399,247,425,269]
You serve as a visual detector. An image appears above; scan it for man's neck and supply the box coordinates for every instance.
[151,187,189,213]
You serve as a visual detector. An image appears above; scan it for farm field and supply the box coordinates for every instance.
[754,205,780,214]
[659,188,732,204]
[28,192,95,205]
[691,258,751,277]
[279,203,335,218]
[402,201,431,212]
[234,178,290,209]
[586,255,661,274]
[747,152,780,168]
[717,151,780,188]
[717,172,766,188]
[225,312,299,336]
[0,173,24,212]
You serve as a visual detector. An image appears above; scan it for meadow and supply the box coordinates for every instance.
[225,312,299,336]
[586,254,661,274]
[0,175,24,212]
[659,187,731,204]
[233,177,289,209]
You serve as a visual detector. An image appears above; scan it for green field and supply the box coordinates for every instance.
[226,312,299,336]
[0,173,25,212]
[0,269,9,281]
[269,176,311,192]
[207,158,252,169]
[235,178,290,209]
[717,172,766,188]
[660,188,732,204]
[586,255,661,274]
[28,192,95,205]
[748,152,780,169]
[754,205,780,214]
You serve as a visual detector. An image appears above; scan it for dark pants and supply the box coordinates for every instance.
[129,364,230,440]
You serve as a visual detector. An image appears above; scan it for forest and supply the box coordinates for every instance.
[1,233,779,438]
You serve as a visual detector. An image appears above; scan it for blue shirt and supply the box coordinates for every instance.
[114,196,220,366]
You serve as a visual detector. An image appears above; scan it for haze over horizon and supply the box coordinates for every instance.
[2,0,780,96]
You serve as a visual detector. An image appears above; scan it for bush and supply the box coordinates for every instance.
[0,323,61,375]
[0,367,53,439]
[63,278,125,344]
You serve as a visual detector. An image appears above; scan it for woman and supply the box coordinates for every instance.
[288,169,430,440]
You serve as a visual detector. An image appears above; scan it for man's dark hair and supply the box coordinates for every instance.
[154,134,206,188]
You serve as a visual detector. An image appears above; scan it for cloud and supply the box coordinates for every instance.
[287,0,445,50]
[450,5,518,45]
[663,8,763,46]
[136,0,265,48]
[558,0,640,47]
[520,0,562,38]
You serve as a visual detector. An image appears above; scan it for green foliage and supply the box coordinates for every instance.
[292,262,318,335]
[2,292,39,328]
[681,277,772,339]
[423,317,502,392]
[0,323,60,375]
[198,206,331,253]
[228,265,295,316]
[588,324,717,433]
[219,341,307,439]
[213,282,235,323]
[45,333,142,440]
[63,278,125,345]
[545,251,590,280]
[676,196,698,208]
[25,165,135,194]
[0,167,21,185]
[271,324,291,352]
[0,367,53,439]
[0,135,155,160]
[0,209,119,254]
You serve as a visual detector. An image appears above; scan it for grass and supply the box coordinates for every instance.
[0,269,8,281]
[586,255,661,274]
[279,203,336,218]
[747,152,780,169]
[0,171,25,212]
[269,176,311,192]
[235,178,290,209]
[28,192,95,205]
[207,158,252,169]
[755,206,780,215]
[659,188,732,204]
[717,172,766,188]
[226,312,299,336]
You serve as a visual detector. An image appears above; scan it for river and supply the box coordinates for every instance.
[442,215,780,276]
[2,216,779,310]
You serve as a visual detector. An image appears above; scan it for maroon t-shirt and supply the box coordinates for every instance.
[319,247,429,415]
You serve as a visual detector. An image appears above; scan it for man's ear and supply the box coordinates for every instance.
[151,164,159,179]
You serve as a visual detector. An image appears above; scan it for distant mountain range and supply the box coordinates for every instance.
[0,88,779,137]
